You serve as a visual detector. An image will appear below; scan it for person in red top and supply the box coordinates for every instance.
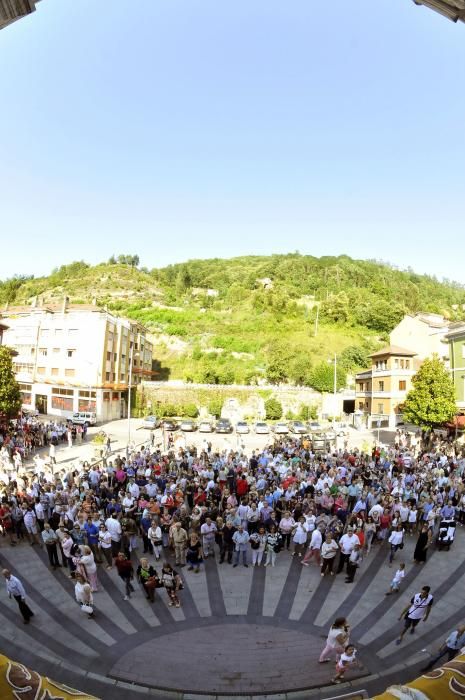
[0,505,16,546]
[378,508,392,541]
[115,552,135,600]
[236,475,249,498]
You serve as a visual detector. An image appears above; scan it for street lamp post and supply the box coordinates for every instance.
[127,345,140,447]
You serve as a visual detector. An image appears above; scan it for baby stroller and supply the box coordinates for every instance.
[437,519,456,551]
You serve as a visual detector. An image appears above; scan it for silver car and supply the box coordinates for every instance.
[179,419,197,432]
[254,422,270,434]
[236,421,250,434]
[198,421,214,433]
[273,422,289,434]
[142,415,160,430]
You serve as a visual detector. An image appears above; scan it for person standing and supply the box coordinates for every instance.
[264,526,281,567]
[421,624,465,671]
[23,507,42,547]
[232,525,250,567]
[345,543,363,583]
[301,527,323,567]
[105,513,122,558]
[414,524,432,564]
[98,523,113,569]
[320,533,340,577]
[336,527,360,575]
[41,523,61,569]
[172,521,188,567]
[2,569,34,624]
[200,517,217,559]
[388,524,404,566]
[161,562,182,608]
[115,552,135,601]
[396,586,434,644]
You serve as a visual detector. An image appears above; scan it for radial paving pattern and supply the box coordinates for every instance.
[0,528,462,699]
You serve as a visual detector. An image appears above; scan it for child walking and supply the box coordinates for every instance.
[385,562,406,596]
[332,644,361,684]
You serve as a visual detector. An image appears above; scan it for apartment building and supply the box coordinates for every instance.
[0,299,153,422]
[355,346,418,428]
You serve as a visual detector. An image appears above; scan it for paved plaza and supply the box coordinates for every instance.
[0,517,462,699]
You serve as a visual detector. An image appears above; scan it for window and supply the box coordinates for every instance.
[378,381,384,392]
[51,368,59,377]
[394,359,399,369]
[405,360,410,369]
[51,396,73,411]
[103,392,110,401]
[358,402,364,410]
[67,349,75,358]
[53,348,60,354]
[39,348,47,357]
[37,366,45,375]
[399,380,406,391]
[400,359,405,369]
[52,387,73,396]
[105,372,110,381]
[378,403,384,414]
[112,391,119,400]
[79,391,96,399]
[65,368,75,378]
[19,384,32,391]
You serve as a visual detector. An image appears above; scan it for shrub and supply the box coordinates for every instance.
[183,402,199,418]
[208,398,223,418]
[265,398,283,420]
[299,404,318,421]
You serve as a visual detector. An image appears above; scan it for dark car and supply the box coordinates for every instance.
[162,419,178,431]
[215,419,233,434]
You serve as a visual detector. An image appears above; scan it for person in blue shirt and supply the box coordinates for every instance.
[84,517,102,564]
[422,624,465,671]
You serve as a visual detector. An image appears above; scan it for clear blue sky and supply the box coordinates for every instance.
[0,0,464,282]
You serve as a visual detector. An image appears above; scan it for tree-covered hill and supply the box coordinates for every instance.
[1,253,464,388]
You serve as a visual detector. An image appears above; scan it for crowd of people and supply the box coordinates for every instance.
[0,421,464,682]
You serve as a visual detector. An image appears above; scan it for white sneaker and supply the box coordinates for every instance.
[123,596,129,601]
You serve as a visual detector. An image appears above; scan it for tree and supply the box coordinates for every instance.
[339,345,371,371]
[403,355,456,429]
[0,346,21,418]
[309,362,346,393]
[266,345,291,384]
[265,398,283,420]
[208,398,223,418]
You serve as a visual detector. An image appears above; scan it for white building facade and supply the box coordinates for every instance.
[1,301,153,422]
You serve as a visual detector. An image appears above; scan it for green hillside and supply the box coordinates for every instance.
[2,254,465,388]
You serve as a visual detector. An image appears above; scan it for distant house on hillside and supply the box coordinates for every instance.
[191,287,219,298]
[389,312,449,362]
[256,277,273,290]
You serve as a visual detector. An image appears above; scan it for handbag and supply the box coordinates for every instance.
[145,576,159,591]
[251,540,259,550]
[81,603,93,614]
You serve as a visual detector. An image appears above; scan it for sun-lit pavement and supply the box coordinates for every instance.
[7,418,447,699]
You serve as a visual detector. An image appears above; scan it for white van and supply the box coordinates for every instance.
[72,411,97,427]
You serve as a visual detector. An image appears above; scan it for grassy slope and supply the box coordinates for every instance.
[6,254,465,384]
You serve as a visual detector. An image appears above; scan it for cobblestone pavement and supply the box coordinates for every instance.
[0,519,462,699]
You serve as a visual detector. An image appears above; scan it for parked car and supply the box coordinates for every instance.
[307,421,322,432]
[288,420,307,434]
[198,420,214,433]
[162,419,178,431]
[179,419,197,432]
[272,422,289,434]
[236,421,250,434]
[254,422,270,434]
[72,411,97,427]
[142,415,160,429]
[215,419,233,434]
[325,429,337,441]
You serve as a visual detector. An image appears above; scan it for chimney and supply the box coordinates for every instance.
[62,296,69,313]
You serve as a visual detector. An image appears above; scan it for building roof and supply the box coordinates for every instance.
[370,345,417,358]
[0,0,40,31]
[413,0,465,23]
[355,370,372,380]
[446,323,465,339]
